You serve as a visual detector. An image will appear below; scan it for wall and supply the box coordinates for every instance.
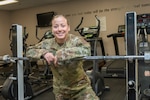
[1,0,150,56]
[0,10,11,55]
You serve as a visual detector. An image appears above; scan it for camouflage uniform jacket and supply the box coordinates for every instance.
[26,34,91,95]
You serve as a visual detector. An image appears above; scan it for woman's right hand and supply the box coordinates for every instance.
[43,52,57,66]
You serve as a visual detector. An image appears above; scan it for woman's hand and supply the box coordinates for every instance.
[43,52,57,66]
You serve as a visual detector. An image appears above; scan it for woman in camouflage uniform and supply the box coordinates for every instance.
[26,15,99,100]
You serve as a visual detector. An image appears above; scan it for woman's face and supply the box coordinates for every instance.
[52,16,70,43]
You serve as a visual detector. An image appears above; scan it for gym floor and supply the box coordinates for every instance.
[0,77,126,100]
[31,78,126,100]
[0,64,126,100]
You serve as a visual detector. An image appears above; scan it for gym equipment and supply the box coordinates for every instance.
[1,25,52,100]
[9,26,28,53]
[137,13,150,55]
[1,13,150,100]
[75,15,105,56]
[0,27,28,80]
[73,12,150,100]
[89,38,108,97]
[0,55,28,62]
[36,30,54,42]
[75,15,109,97]
[0,57,13,77]
[107,32,124,56]
[137,13,150,100]
[101,25,126,78]
[75,15,100,38]
[125,11,137,100]
[137,13,150,35]
[1,24,25,100]
[69,51,150,62]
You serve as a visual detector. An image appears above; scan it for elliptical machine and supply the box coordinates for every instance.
[75,15,109,97]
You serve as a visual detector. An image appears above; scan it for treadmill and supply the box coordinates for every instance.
[101,25,126,78]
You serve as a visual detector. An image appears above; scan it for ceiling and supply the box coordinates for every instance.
[0,0,71,11]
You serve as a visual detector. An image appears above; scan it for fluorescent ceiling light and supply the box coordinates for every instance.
[0,0,18,6]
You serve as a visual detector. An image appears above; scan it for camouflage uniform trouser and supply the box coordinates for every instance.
[55,86,100,100]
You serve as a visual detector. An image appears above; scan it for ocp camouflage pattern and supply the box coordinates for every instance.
[26,34,99,99]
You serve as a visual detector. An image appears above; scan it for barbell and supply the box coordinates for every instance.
[1,51,150,63]
[70,51,150,63]
[0,55,29,63]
